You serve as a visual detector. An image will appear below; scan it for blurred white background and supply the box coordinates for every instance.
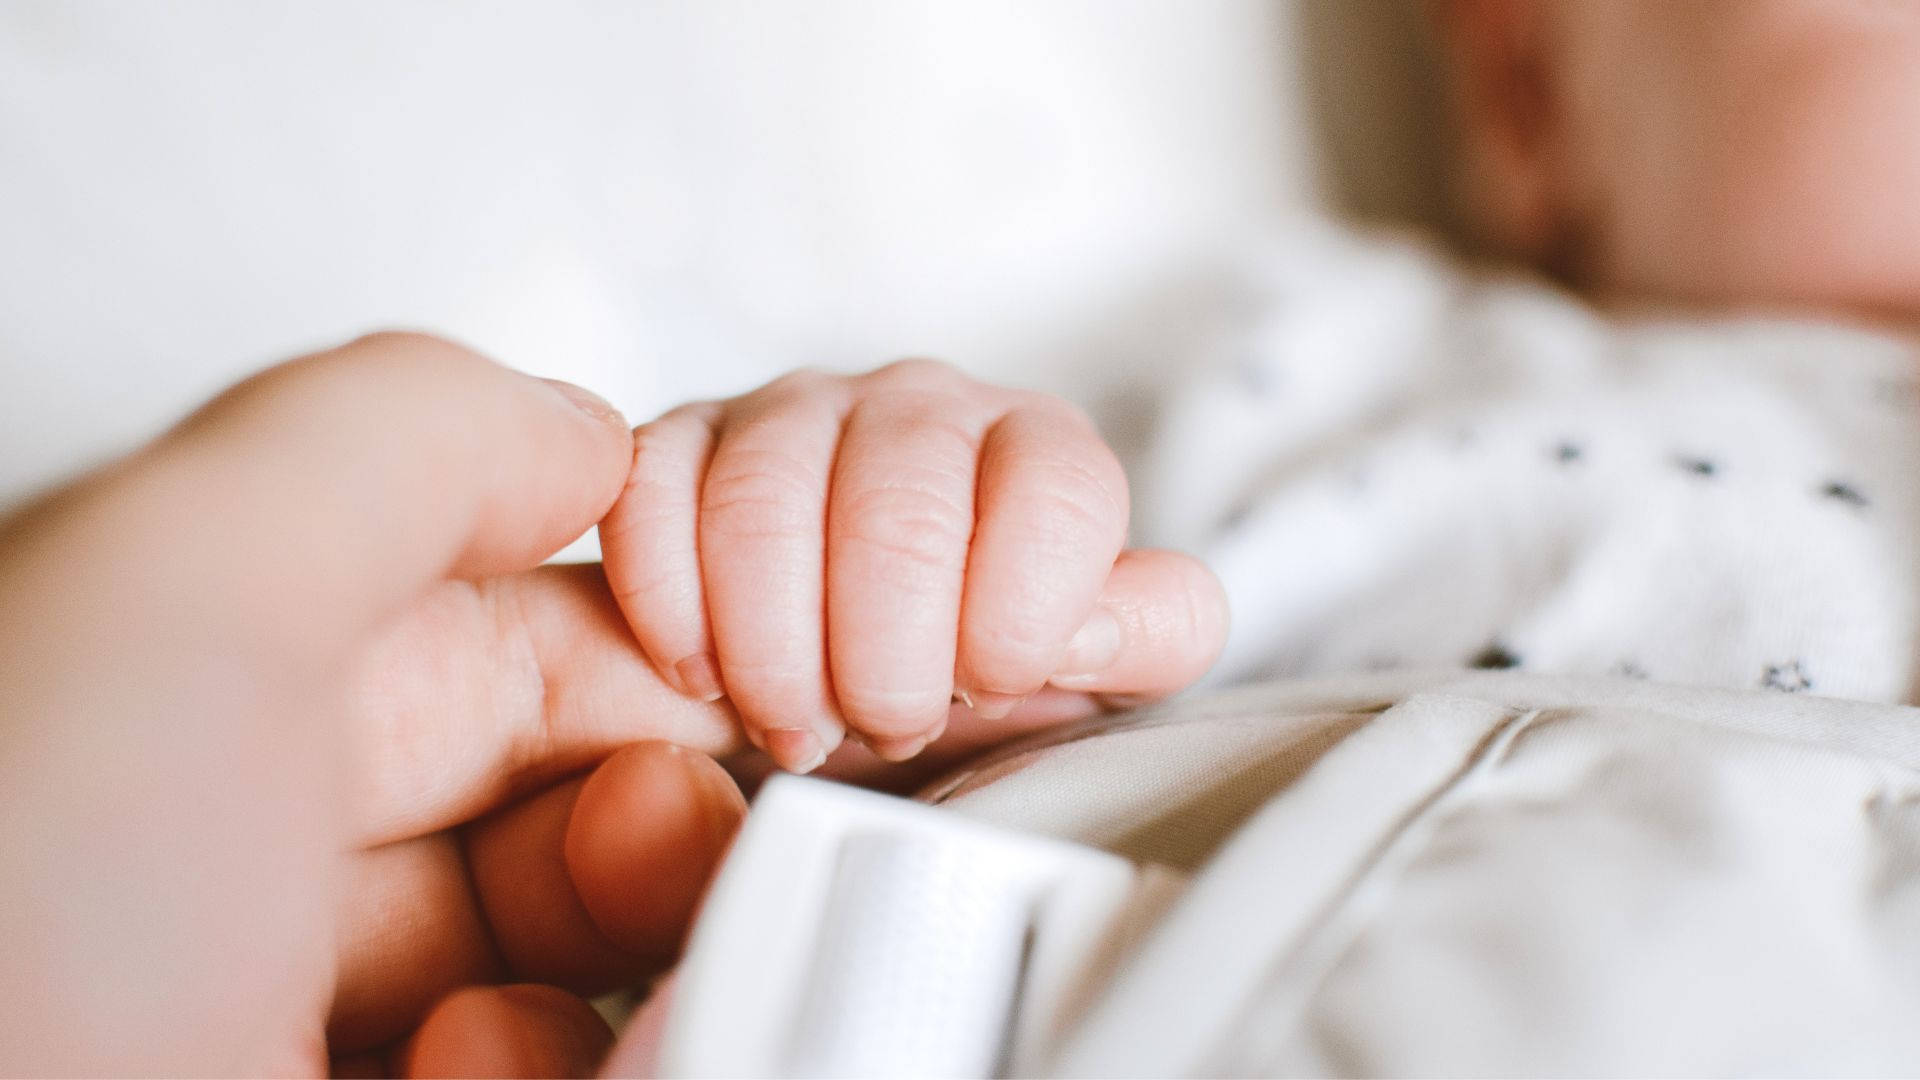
[0,1,1442,514]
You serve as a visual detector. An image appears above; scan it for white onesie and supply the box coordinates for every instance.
[656,227,1920,1077]
[1136,222,1920,703]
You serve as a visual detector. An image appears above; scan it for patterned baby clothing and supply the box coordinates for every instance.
[1135,221,1920,703]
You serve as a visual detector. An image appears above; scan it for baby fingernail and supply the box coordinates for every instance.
[1055,607,1123,678]
[539,377,626,428]
[763,728,828,774]
[674,653,725,702]
[968,690,1025,720]
[866,732,932,762]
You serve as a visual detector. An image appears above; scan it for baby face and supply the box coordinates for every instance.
[1449,0,1920,320]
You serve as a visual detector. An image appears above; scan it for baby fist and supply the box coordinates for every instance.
[599,360,1226,773]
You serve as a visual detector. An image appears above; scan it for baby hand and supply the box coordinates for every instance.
[600,360,1227,773]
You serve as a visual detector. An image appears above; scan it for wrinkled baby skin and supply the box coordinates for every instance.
[599,359,1229,774]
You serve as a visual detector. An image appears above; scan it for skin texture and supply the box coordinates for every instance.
[0,333,1226,1076]
[1441,0,1920,319]
[600,358,1229,773]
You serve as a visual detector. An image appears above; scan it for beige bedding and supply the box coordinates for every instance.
[945,671,1920,1075]
[663,671,1920,1076]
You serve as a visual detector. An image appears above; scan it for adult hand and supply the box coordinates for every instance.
[0,332,756,1076]
[0,332,1219,1077]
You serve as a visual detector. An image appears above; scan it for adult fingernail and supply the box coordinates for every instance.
[1055,607,1123,679]
[968,690,1026,720]
[540,377,627,428]
[674,653,725,702]
[763,728,828,774]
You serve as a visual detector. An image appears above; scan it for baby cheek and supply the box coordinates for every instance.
[1685,36,1920,315]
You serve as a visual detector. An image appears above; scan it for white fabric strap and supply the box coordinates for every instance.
[658,776,1179,1078]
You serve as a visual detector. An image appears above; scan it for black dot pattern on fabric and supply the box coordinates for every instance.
[1470,641,1521,670]
[1674,455,1718,478]
[1762,660,1813,693]
[1873,375,1920,408]
[1219,498,1256,533]
[1821,480,1869,508]
[1199,334,1896,701]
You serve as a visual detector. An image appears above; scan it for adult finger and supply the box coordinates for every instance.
[11,331,633,668]
[327,833,503,1054]
[329,743,744,1056]
[346,563,741,847]
[463,743,744,994]
[698,371,852,773]
[600,403,726,701]
[564,742,746,960]
[0,331,633,1076]
[403,984,613,1079]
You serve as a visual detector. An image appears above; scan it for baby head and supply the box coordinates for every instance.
[1438,0,1920,320]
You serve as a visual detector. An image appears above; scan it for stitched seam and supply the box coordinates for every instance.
[1210,706,1549,1074]
[919,702,1398,805]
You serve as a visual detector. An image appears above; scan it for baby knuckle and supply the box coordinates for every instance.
[854,401,983,468]
[838,486,972,575]
[765,366,838,398]
[349,328,466,359]
[353,326,483,363]
[1005,388,1092,424]
[702,494,812,543]
[299,330,491,393]
[1019,458,1128,544]
[869,356,964,388]
[606,560,684,608]
[701,458,821,541]
[605,481,686,531]
[627,426,695,480]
